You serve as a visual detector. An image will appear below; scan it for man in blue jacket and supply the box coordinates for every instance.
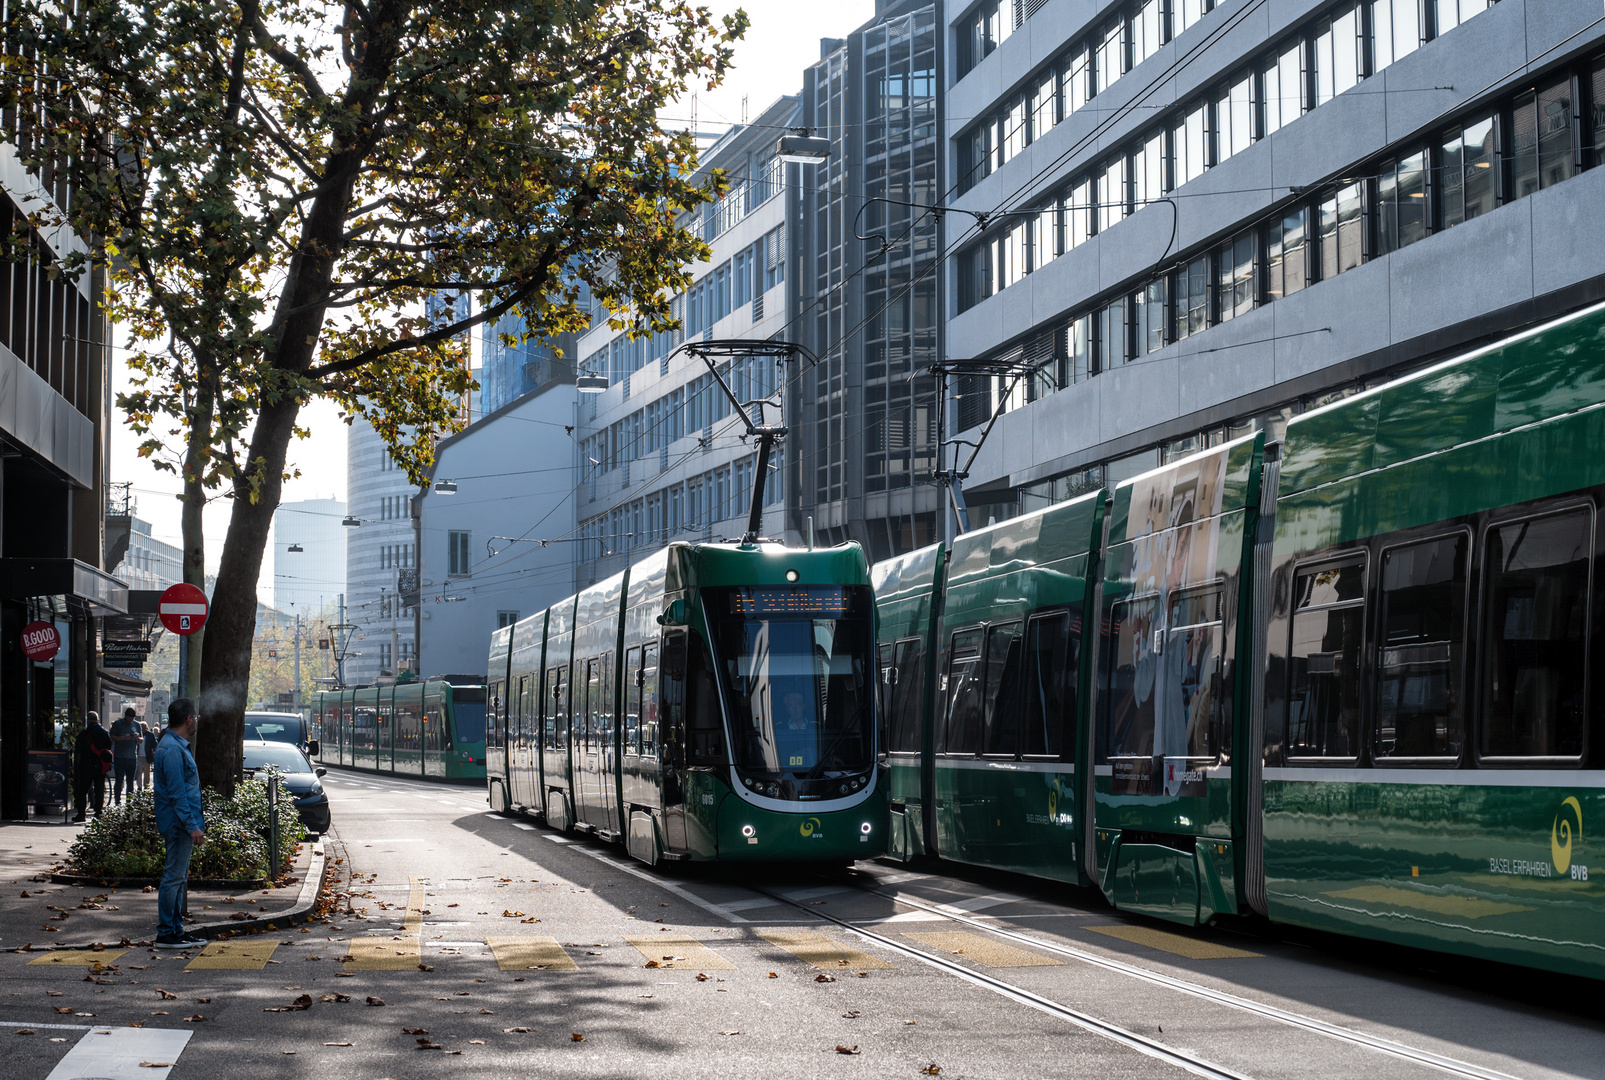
[153,698,206,948]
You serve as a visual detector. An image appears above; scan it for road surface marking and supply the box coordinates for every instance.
[906,931,1063,967]
[758,931,893,970]
[513,823,536,830]
[185,940,281,970]
[484,936,578,971]
[624,937,736,970]
[44,1025,191,1080]
[1085,924,1260,959]
[27,950,128,966]
[346,877,426,969]
[572,847,751,925]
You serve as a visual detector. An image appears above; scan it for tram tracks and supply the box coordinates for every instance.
[760,876,1524,1080]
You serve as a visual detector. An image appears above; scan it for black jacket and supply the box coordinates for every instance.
[74,724,112,780]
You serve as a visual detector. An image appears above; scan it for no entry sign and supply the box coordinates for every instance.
[20,621,59,661]
[159,583,209,635]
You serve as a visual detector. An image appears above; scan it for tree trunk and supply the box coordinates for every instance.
[194,395,299,795]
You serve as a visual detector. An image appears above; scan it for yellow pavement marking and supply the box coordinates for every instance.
[186,940,281,970]
[624,937,735,971]
[758,932,892,970]
[27,950,128,966]
[1085,924,1260,959]
[1325,885,1533,920]
[906,931,1062,967]
[484,936,578,972]
[345,877,426,970]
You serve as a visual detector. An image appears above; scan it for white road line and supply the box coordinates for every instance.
[513,823,536,831]
[566,845,750,925]
[544,835,575,844]
[44,1026,192,1080]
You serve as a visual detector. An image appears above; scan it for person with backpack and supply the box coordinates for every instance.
[72,712,112,822]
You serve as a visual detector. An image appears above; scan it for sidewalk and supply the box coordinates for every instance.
[0,818,323,950]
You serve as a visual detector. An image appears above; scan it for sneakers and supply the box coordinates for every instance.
[153,933,206,949]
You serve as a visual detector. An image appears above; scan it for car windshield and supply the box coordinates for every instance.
[245,715,301,744]
[706,585,875,777]
[243,744,312,773]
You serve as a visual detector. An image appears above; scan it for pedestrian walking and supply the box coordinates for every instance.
[109,705,140,804]
[153,698,205,948]
[138,721,156,790]
[72,712,112,822]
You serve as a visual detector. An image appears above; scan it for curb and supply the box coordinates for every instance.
[48,872,269,889]
[22,840,329,951]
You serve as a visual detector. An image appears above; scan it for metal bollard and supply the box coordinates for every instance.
[267,778,280,883]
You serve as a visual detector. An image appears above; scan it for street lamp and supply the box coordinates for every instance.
[776,128,831,165]
[433,479,458,495]
[287,543,304,552]
[576,373,608,393]
[341,515,360,527]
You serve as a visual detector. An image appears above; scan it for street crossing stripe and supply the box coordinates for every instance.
[624,937,735,970]
[345,877,425,969]
[758,932,893,970]
[1084,924,1261,959]
[27,950,128,966]
[186,940,280,970]
[484,936,578,971]
[905,931,1063,967]
[44,1026,192,1080]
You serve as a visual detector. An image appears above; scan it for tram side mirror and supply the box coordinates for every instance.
[661,631,687,679]
[656,599,687,626]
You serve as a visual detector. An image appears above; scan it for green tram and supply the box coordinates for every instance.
[485,540,887,865]
[875,299,1605,981]
[310,678,488,782]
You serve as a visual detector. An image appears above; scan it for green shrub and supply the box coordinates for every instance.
[66,775,306,881]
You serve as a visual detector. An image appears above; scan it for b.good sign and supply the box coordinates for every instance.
[20,621,60,662]
[158,583,209,636]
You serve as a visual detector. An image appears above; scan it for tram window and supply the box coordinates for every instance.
[1480,509,1590,761]
[624,647,642,754]
[1287,561,1366,758]
[640,643,660,756]
[544,667,566,749]
[1105,597,1160,759]
[982,622,1025,756]
[890,637,926,754]
[1024,609,1078,759]
[686,632,726,764]
[943,629,985,755]
[1375,534,1467,760]
[1165,589,1226,759]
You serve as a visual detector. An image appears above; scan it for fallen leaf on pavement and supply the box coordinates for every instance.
[319,992,351,1003]
[719,1030,741,1036]
[643,960,660,968]
[322,1041,352,1047]
[182,1015,205,1022]
[570,1033,585,1042]
[415,1037,443,1050]
[921,1065,941,1075]
[468,1039,486,1044]
[842,1010,861,1018]
[194,998,210,1004]
[51,1007,73,1015]
[155,990,177,1000]
[14,1029,35,1035]
[503,1027,530,1033]
[695,973,709,982]
[365,997,385,1006]
[149,1012,168,1017]
[334,972,355,977]
[814,974,836,983]
[45,991,62,997]
[417,964,434,971]
[138,1062,176,1068]
[835,1045,861,1055]
[402,1027,428,1035]
[767,972,778,978]
[281,1050,295,1055]
[478,1009,494,1015]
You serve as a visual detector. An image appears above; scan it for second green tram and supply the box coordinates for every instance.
[310,678,488,781]
[875,298,1605,982]
[486,540,888,865]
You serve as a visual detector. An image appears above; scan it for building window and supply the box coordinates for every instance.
[1318,181,1364,280]
[1510,80,1575,199]
[1214,73,1254,164]
[1370,0,1421,71]
[1064,314,1093,385]
[448,531,471,576]
[1375,149,1428,255]
[1133,280,1166,356]
[1216,231,1257,322]
[1312,5,1361,107]
[1172,255,1211,340]
[497,611,519,629]
[1096,297,1126,371]
[1438,115,1498,228]
[1265,207,1310,301]
[1261,39,1305,139]
[1171,104,1209,189]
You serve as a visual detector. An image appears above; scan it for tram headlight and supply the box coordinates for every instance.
[860,822,872,835]
[785,568,801,583]
[741,824,756,838]
[839,782,849,794]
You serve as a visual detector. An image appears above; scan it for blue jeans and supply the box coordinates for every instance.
[158,827,194,939]
[112,757,137,803]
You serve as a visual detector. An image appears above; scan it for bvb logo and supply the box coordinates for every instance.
[800,816,824,838]
[1552,796,1583,875]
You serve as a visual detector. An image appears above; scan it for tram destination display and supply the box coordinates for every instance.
[727,586,851,616]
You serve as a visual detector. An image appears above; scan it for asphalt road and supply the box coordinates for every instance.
[6,768,1603,1080]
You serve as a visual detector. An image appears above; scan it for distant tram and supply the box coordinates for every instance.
[487,540,886,865]
[311,678,487,781]
[876,300,1605,982]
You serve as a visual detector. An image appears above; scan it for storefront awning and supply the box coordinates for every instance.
[0,559,129,615]
[98,668,152,698]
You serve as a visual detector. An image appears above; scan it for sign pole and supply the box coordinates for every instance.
[176,635,188,703]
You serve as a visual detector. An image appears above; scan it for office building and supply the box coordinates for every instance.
[942,0,1605,522]
[114,517,184,592]
[345,420,419,684]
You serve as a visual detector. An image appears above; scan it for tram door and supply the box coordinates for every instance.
[576,655,619,834]
[511,674,534,807]
[658,631,689,850]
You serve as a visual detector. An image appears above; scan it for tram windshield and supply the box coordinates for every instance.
[707,585,875,779]
[449,687,487,743]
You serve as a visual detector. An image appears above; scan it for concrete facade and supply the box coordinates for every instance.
[416,382,576,678]
[942,0,1605,518]
[344,420,420,684]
